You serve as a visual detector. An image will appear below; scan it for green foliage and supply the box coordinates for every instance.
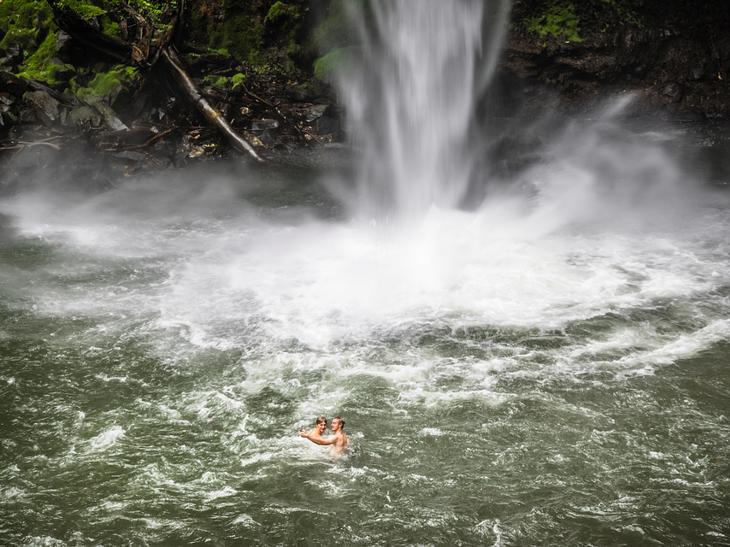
[17,30,75,85]
[130,0,172,19]
[56,0,176,25]
[526,2,583,43]
[264,1,299,25]
[201,72,247,91]
[230,72,246,89]
[100,15,121,37]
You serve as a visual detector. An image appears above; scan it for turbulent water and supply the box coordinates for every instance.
[2,1,730,545]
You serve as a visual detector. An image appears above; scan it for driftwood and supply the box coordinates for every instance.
[161,48,262,161]
[46,0,263,161]
[0,135,63,152]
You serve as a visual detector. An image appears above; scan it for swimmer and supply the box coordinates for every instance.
[305,416,328,439]
[299,415,349,455]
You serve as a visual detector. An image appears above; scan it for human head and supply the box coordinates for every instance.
[315,416,327,434]
[331,416,345,432]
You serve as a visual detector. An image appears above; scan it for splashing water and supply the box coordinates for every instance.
[334,0,511,216]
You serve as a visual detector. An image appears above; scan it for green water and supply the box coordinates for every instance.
[1,160,729,545]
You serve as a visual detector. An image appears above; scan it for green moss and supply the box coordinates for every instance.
[265,1,299,24]
[313,46,351,82]
[0,0,52,52]
[0,0,51,33]
[0,26,38,51]
[526,2,583,43]
[17,30,75,85]
[74,64,139,104]
[59,0,106,20]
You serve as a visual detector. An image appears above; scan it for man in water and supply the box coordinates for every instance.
[309,416,328,439]
[299,415,349,455]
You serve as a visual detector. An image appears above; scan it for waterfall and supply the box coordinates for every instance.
[334,0,511,217]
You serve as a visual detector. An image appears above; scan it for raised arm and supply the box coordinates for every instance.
[299,432,337,445]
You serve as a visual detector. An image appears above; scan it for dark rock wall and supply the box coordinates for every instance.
[505,0,730,118]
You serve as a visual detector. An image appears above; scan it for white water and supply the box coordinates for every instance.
[1,0,727,415]
[333,0,510,216]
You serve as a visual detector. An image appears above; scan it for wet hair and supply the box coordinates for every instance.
[315,416,327,426]
[333,416,345,429]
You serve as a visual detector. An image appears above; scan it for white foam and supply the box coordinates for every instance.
[88,425,124,451]
[205,486,237,501]
[418,428,443,437]
[617,319,730,368]
[232,514,259,527]
[21,537,66,547]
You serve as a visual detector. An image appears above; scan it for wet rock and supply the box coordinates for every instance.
[22,90,60,124]
[93,102,128,131]
[55,31,75,57]
[0,44,23,71]
[0,93,15,107]
[251,118,279,132]
[690,66,705,81]
[66,105,103,128]
[0,92,18,129]
[315,113,340,135]
[285,83,318,102]
[112,150,146,162]
[662,82,683,103]
[303,104,328,123]
[0,71,29,96]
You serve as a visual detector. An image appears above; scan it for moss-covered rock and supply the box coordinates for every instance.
[17,30,76,86]
[73,64,140,105]
[59,0,107,20]
[0,0,53,53]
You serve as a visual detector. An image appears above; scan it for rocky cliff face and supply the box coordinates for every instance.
[503,0,730,118]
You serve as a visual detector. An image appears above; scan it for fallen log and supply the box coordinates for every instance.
[161,48,263,162]
[45,0,263,161]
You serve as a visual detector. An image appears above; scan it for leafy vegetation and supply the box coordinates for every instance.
[526,2,583,43]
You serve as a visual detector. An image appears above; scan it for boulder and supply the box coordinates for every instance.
[22,90,60,124]
[65,105,103,128]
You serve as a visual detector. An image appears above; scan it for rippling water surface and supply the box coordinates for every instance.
[1,147,729,544]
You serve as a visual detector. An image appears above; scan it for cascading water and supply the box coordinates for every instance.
[1,2,729,545]
[334,0,510,216]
